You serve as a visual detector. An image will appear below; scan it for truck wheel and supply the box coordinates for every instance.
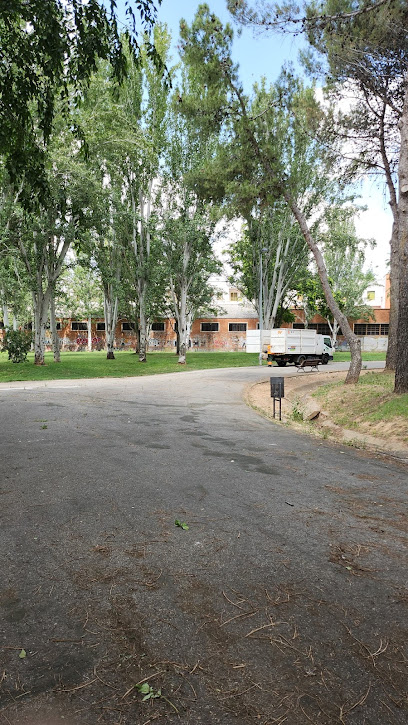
[322,354,329,365]
[276,360,287,367]
[297,355,306,365]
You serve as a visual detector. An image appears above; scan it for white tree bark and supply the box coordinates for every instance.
[87,316,92,352]
[138,289,148,362]
[49,290,60,362]
[19,230,70,365]
[33,287,51,365]
[2,300,10,330]
[104,291,119,359]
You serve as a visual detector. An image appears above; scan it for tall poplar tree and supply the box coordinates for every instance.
[179,5,363,383]
[227,0,408,391]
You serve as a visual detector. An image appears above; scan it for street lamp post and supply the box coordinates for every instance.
[259,247,268,366]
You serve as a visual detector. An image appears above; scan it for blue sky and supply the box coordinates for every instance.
[116,0,305,89]
[157,0,305,88]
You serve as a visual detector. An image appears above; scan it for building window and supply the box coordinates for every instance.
[151,322,165,331]
[307,323,333,335]
[122,322,134,332]
[354,323,388,336]
[230,291,239,302]
[71,321,87,331]
[96,322,106,331]
[201,322,219,332]
[229,323,247,332]
[366,291,375,301]
[293,323,305,329]
[366,324,380,335]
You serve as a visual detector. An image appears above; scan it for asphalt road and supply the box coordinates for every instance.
[0,363,406,725]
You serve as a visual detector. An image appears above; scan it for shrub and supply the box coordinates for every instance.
[2,329,32,363]
[291,398,304,422]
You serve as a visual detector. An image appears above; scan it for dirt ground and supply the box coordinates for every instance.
[246,370,408,460]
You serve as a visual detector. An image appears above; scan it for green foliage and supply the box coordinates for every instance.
[297,207,376,338]
[78,27,173,360]
[2,329,32,363]
[62,262,104,319]
[136,682,162,701]
[0,0,161,194]
[175,519,189,530]
[290,398,304,422]
[228,203,310,327]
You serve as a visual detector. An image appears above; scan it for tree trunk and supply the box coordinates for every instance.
[49,291,60,362]
[386,216,399,371]
[104,290,118,360]
[394,75,408,394]
[178,287,190,364]
[33,289,50,365]
[139,300,147,363]
[87,316,92,352]
[2,302,10,330]
[327,318,340,349]
[377,104,399,373]
[286,193,362,383]
[12,316,17,331]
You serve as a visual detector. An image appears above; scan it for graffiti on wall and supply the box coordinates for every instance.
[76,336,103,349]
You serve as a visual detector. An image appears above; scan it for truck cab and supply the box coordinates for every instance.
[322,336,334,363]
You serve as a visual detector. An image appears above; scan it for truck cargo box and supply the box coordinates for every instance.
[269,328,323,356]
[245,329,272,353]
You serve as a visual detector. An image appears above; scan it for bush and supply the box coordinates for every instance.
[2,329,32,363]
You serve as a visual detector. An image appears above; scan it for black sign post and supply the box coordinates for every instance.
[270,377,284,420]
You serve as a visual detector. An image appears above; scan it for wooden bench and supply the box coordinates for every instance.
[296,358,322,372]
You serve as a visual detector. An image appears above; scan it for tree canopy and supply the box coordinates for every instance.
[0,0,161,191]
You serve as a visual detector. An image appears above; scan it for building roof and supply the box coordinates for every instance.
[205,302,258,320]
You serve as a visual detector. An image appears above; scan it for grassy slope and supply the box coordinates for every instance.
[313,371,408,443]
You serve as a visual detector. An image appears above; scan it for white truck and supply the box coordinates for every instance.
[246,328,334,366]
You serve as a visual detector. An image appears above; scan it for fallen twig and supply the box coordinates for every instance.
[220,610,257,627]
[339,682,371,722]
[58,678,97,693]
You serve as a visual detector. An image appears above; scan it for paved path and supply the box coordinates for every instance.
[0,364,406,725]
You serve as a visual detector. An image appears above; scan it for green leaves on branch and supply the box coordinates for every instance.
[0,0,161,193]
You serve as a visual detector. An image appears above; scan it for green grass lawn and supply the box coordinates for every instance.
[333,351,386,362]
[0,349,386,384]
[0,350,262,383]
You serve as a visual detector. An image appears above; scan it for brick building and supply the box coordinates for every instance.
[0,278,391,353]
